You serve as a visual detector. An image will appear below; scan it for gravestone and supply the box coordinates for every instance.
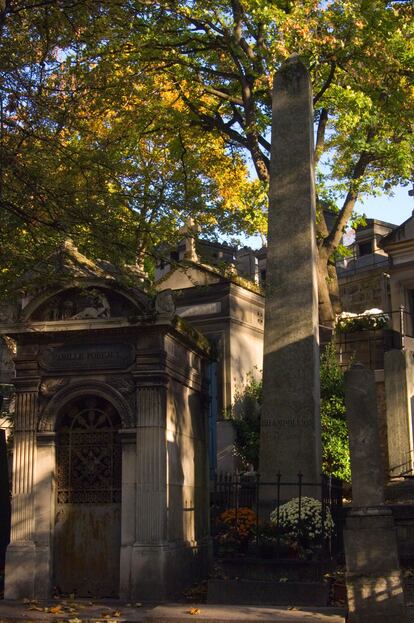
[259,56,321,494]
[344,363,407,622]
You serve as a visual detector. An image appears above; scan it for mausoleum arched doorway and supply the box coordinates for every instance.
[53,395,121,597]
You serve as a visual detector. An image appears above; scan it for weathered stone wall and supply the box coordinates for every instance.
[167,377,208,545]
[229,322,263,411]
[339,270,387,313]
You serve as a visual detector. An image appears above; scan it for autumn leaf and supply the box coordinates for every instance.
[50,605,63,614]
[188,608,201,615]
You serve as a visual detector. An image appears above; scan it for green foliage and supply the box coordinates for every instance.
[321,409,350,482]
[1,0,413,297]
[320,343,351,482]
[320,342,345,403]
[228,371,262,470]
[0,1,267,294]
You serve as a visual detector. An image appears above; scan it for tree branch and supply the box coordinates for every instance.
[314,108,328,168]
[313,61,336,105]
[322,152,373,257]
[202,85,244,105]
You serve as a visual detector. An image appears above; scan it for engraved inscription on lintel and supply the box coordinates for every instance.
[262,417,313,428]
[40,343,135,371]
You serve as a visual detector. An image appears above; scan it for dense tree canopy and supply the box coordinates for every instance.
[0,1,413,313]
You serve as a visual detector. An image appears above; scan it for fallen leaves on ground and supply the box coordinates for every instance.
[48,605,65,614]
[188,607,201,615]
[25,601,81,615]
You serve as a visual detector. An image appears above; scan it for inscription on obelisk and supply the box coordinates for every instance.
[259,56,321,491]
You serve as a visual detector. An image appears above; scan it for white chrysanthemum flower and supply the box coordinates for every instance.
[269,496,334,541]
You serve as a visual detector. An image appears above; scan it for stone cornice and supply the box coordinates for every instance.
[0,316,154,336]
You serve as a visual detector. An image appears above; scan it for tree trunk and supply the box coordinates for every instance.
[327,261,341,316]
[316,250,337,328]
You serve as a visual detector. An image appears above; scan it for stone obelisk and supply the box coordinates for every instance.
[259,56,321,495]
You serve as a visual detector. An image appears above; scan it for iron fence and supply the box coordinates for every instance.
[210,472,344,562]
[335,252,390,276]
[335,308,414,370]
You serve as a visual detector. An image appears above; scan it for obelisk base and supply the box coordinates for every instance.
[344,507,407,623]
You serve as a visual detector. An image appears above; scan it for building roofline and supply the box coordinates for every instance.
[357,218,398,231]
[379,213,414,249]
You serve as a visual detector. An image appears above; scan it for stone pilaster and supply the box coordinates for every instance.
[34,432,55,599]
[11,390,37,541]
[130,383,169,600]
[135,385,167,543]
[119,428,137,599]
[5,381,39,599]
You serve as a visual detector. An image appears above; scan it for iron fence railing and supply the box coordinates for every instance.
[335,252,390,276]
[210,472,343,562]
[335,307,414,369]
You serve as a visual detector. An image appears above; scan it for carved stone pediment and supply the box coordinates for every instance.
[31,286,142,322]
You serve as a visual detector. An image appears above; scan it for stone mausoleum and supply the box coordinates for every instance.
[1,241,211,601]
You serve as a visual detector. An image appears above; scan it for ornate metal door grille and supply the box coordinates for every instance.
[57,396,121,504]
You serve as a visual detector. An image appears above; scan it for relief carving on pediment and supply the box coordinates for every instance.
[32,287,142,322]
[49,288,111,321]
